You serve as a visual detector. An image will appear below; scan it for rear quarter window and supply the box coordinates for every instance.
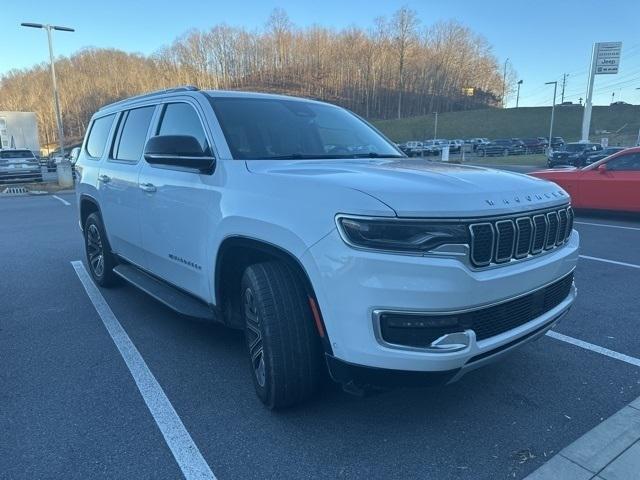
[86,114,116,159]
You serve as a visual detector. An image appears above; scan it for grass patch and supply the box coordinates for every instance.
[373,105,640,146]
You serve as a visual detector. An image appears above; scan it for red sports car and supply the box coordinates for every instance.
[530,146,640,212]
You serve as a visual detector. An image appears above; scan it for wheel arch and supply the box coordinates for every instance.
[79,194,102,232]
[214,235,332,353]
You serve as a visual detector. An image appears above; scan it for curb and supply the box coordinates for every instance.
[526,395,640,479]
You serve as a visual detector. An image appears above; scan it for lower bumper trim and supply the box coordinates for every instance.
[325,354,460,389]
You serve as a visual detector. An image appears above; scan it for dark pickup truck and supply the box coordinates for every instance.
[548,142,603,168]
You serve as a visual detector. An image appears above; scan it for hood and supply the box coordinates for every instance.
[246,158,569,217]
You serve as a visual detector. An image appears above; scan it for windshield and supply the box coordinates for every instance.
[0,150,35,159]
[564,144,586,152]
[207,96,402,160]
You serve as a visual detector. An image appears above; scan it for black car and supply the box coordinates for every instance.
[477,139,525,156]
[547,142,603,168]
[519,137,546,154]
[584,146,626,165]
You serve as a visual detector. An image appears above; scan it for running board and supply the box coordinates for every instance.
[113,264,217,321]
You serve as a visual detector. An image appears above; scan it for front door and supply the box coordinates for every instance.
[138,101,217,301]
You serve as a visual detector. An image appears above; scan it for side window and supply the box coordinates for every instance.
[607,154,640,171]
[157,103,209,153]
[112,106,155,162]
[86,114,115,158]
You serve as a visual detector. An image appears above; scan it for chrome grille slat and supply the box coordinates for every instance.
[515,217,533,258]
[545,212,560,249]
[531,214,547,254]
[469,223,494,267]
[557,209,568,245]
[495,220,516,263]
[469,205,572,268]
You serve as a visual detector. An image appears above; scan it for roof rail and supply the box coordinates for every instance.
[99,85,200,110]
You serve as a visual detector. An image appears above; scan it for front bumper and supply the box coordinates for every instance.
[302,228,579,374]
[326,304,570,388]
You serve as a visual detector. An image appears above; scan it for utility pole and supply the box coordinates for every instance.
[611,92,615,104]
[560,73,569,103]
[502,58,509,108]
[545,81,558,152]
[20,22,74,157]
[515,80,523,108]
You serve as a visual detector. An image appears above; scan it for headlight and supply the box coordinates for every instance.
[336,216,470,254]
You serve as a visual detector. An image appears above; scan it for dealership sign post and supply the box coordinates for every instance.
[581,42,622,142]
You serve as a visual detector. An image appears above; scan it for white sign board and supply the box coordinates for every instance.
[595,42,622,75]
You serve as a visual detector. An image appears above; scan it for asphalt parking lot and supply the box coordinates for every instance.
[2,192,640,480]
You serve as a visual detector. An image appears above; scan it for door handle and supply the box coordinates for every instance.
[98,174,111,183]
[139,182,156,193]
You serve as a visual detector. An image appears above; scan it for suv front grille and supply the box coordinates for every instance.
[378,272,574,348]
[470,206,572,267]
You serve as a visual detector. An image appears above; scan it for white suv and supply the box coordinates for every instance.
[76,87,579,408]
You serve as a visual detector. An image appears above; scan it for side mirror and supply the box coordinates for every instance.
[597,163,607,173]
[144,135,215,173]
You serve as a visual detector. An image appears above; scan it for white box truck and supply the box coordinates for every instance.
[0,112,41,155]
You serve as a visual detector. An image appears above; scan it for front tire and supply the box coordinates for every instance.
[241,261,323,409]
[84,212,119,287]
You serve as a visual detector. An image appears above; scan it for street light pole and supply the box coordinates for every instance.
[502,58,509,108]
[545,81,558,152]
[21,22,74,157]
[516,80,523,108]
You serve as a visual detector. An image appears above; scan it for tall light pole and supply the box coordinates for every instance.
[515,80,523,108]
[21,22,74,157]
[502,58,509,108]
[545,81,558,152]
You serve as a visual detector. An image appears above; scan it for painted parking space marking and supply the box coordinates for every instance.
[546,331,640,368]
[52,195,71,206]
[71,261,216,480]
[575,221,640,232]
[579,255,640,270]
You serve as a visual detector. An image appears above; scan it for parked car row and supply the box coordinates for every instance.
[398,136,566,157]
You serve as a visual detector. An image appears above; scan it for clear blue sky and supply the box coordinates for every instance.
[2,0,639,107]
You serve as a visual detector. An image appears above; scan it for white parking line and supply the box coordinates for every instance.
[575,221,640,232]
[546,330,640,368]
[579,255,640,270]
[71,261,216,480]
[52,195,70,206]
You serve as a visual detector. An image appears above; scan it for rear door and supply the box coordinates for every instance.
[97,105,156,263]
[579,153,640,211]
[137,100,218,300]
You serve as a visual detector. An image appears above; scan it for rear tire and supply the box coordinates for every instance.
[241,261,323,409]
[84,212,119,287]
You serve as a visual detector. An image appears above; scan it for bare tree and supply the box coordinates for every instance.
[0,8,510,150]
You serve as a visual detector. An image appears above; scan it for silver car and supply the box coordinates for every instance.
[0,149,43,183]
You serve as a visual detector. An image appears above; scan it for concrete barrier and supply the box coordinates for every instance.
[56,159,74,188]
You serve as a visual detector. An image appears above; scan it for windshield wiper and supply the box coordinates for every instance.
[348,152,404,158]
[256,152,404,160]
[261,153,338,160]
